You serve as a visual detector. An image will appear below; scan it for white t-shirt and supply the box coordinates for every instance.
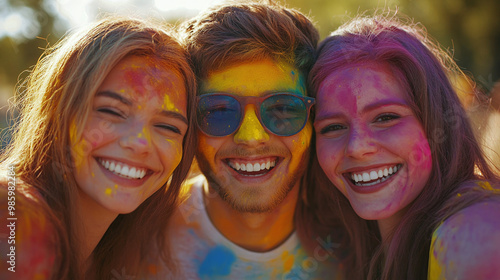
[161,175,343,279]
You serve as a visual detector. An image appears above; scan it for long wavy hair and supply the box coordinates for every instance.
[0,16,196,279]
[303,15,500,280]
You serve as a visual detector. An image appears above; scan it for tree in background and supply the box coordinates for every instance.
[285,0,500,94]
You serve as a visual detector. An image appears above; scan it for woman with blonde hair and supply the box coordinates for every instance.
[0,16,196,279]
[303,15,500,280]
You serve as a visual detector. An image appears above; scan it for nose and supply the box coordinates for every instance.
[119,122,151,155]
[345,125,377,159]
[233,104,270,146]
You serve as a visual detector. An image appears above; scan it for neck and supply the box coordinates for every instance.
[76,189,118,267]
[377,208,407,244]
[204,183,299,252]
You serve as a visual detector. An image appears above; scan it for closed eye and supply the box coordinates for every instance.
[97,107,125,118]
[155,124,181,134]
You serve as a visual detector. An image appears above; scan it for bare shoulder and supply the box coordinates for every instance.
[0,184,57,279]
[428,197,500,280]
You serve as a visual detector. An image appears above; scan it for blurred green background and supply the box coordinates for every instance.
[1,0,499,163]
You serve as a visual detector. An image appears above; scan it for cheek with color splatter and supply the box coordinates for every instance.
[408,132,432,171]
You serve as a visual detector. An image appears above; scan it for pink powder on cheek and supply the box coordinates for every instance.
[138,138,148,146]
[408,133,432,170]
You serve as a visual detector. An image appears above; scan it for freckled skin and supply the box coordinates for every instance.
[71,55,188,214]
[314,62,432,238]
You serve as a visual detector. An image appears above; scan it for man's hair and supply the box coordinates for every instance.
[181,0,319,81]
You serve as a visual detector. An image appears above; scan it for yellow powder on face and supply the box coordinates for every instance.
[141,127,152,144]
[163,94,180,113]
[233,106,270,142]
[201,59,304,97]
[105,188,113,196]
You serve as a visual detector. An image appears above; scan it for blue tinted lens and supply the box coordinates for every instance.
[261,95,307,136]
[197,95,241,136]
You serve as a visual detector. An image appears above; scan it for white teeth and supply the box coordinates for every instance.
[129,167,136,178]
[253,163,260,172]
[228,159,277,173]
[120,166,128,177]
[98,158,147,179]
[350,165,401,186]
[363,173,370,182]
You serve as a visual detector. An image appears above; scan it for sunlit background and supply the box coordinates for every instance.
[1,0,499,167]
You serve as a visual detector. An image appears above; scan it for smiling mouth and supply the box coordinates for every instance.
[345,164,403,187]
[226,157,279,177]
[97,158,151,180]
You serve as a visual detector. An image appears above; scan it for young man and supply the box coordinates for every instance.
[162,2,344,279]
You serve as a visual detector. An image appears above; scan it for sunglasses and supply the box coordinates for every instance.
[196,93,315,137]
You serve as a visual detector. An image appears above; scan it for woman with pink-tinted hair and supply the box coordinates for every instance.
[302,15,500,280]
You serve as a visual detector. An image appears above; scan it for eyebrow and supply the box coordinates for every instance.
[97,90,188,125]
[361,98,409,114]
[315,98,409,122]
[159,110,188,125]
[96,91,132,106]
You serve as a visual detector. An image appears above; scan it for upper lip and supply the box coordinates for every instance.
[95,156,157,173]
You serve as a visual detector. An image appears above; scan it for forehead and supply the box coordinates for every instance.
[317,62,408,104]
[101,55,188,114]
[200,58,306,97]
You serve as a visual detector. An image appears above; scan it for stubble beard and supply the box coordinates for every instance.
[196,150,309,213]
